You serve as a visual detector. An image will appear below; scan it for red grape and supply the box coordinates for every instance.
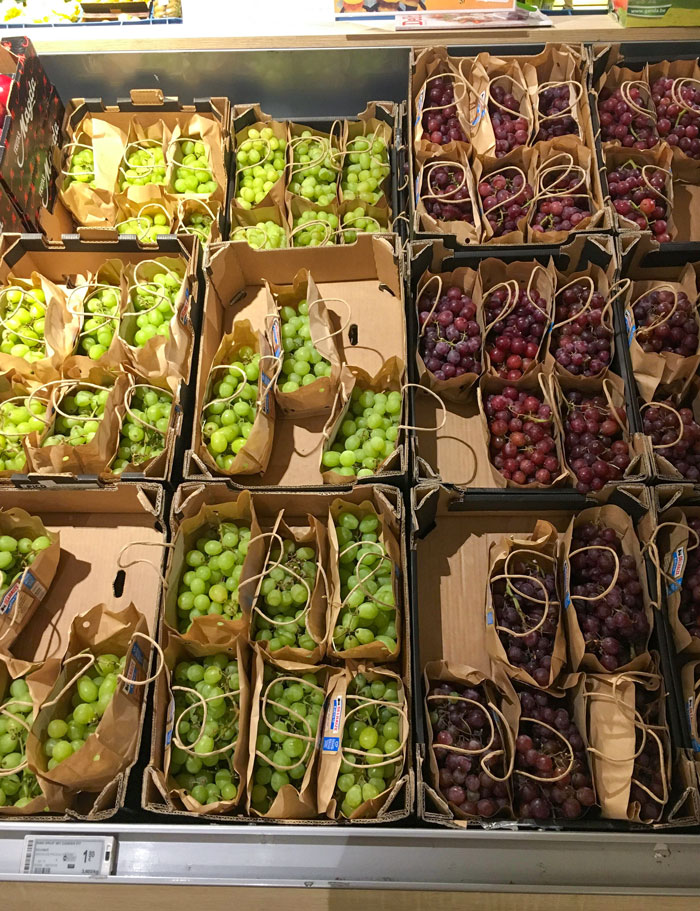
[530,164,591,235]
[484,283,550,379]
[551,280,612,377]
[418,283,482,380]
[652,76,700,160]
[632,286,699,356]
[598,82,659,150]
[489,81,531,158]
[642,401,700,480]
[421,75,468,147]
[421,164,474,225]
[561,390,631,494]
[477,167,534,239]
[607,162,671,241]
[485,385,560,485]
[536,83,580,142]
[678,517,700,641]
[629,682,667,822]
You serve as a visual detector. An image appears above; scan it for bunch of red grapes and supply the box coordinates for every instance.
[651,76,700,160]
[629,684,667,822]
[530,170,591,235]
[490,557,559,687]
[489,83,530,158]
[421,165,474,224]
[514,687,596,821]
[642,401,700,481]
[632,287,699,356]
[562,391,631,494]
[484,284,549,380]
[598,85,659,150]
[477,169,534,239]
[485,386,560,486]
[551,281,612,378]
[428,680,510,818]
[422,76,468,146]
[418,285,481,380]
[569,522,649,671]
[679,516,700,640]
[607,163,671,241]
[536,84,579,142]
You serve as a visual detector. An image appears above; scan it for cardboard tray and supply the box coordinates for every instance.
[410,481,699,830]
[184,236,409,490]
[0,482,167,821]
[0,232,205,490]
[407,234,650,500]
[142,482,414,825]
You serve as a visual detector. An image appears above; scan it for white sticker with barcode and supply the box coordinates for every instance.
[21,836,115,877]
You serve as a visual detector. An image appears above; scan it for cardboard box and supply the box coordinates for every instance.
[185,235,408,488]
[143,482,414,824]
[0,482,167,820]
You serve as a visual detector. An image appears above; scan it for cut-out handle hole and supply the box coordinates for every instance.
[348,324,358,346]
[113,569,126,598]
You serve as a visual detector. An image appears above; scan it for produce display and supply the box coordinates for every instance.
[42,385,110,448]
[172,139,217,196]
[252,538,318,652]
[113,385,173,474]
[202,348,261,471]
[322,387,402,479]
[278,301,332,393]
[0,677,41,808]
[77,286,120,359]
[0,285,48,364]
[124,268,183,348]
[235,127,286,208]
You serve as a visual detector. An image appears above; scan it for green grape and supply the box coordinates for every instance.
[64,145,95,188]
[170,652,241,806]
[235,126,286,208]
[181,210,214,242]
[42,384,111,449]
[252,539,318,653]
[291,209,338,247]
[341,206,387,244]
[0,285,48,364]
[76,286,120,360]
[333,671,403,817]
[332,509,398,655]
[288,131,339,205]
[40,654,125,767]
[251,668,323,815]
[341,136,390,206]
[124,267,183,349]
[176,521,251,631]
[0,528,51,602]
[117,212,171,244]
[0,675,41,808]
[323,387,401,479]
[277,299,331,394]
[172,138,217,196]
[119,141,166,191]
[112,385,173,474]
[0,395,48,473]
[230,221,287,250]
[202,346,260,472]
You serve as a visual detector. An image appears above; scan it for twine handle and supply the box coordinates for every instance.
[537,80,583,123]
[288,218,335,247]
[515,716,575,783]
[417,274,444,339]
[308,296,352,347]
[338,540,395,616]
[0,700,33,776]
[639,401,685,450]
[630,283,680,337]
[116,632,165,688]
[117,540,174,589]
[397,383,447,433]
[566,543,620,602]
[340,695,408,770]
[41,652,96,712]
[171,683,241,758]
[601,377,627,435]
[421,159,470,204]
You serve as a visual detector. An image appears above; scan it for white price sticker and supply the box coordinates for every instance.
[21,836,115,877]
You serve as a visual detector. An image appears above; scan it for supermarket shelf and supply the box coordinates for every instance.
[0,823,699,891]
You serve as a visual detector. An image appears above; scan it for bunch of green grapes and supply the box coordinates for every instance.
[250,668,324,814]
[231,222,287,250]
[113,386,173,474]
[334,672,402,817]
[120,143,166,190]
[127,269,182,348]
[0,677,41,808]
[202,347,259,472]
[0,396,47,473]
[341,208,385,244]
[291,209,338,247]
[173,139,217,196]
[332,510,397,654]
[42,386,110,448]
[235,126,286,208]
[42,653,125,769]
[64,146,95,188]
[0,531,52,601]
[341,136,390,206]
[0,285,47,363]
[278,300,331,394]
[176,521,251,631]
[289,132,339,206]
[170,653,241,806]
[323,387,401,479]
[76,286,120,360]
[252,539,318,652]
[182,210,214,242]
[117,212,171,243]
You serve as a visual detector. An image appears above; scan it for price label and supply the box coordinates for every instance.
[21,836,115,877]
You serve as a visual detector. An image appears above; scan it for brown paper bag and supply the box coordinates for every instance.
[605,144,676,238]
[176,197,222,245]
[286,121,342,212]
[326,496,401,662]
[232,107,288,218]
[645,58,700,167]
[319,663,408,820]
[287,196,341,248]
[340,105,393,211]
[0,370,51,478]
[597,64,658,152]
[415,149,481,244]
[422,660,518,823]
[59,117,127,227]
[468,55,536,164]
[163,491,264,648]
[412,47,474,161]
[65,259,126,370]
[230,203,289,247]
[267,270,345,418]
[249,514,328,665]
[534,72,586,145]
[116,118,170,202]
[528,141,599,243]
[486,519,566,689]
[113,193,177,241]
[562,504,653,674]
[27,602,154,796]
[196,320,277,477]
[167,114,227,207]
[25,366,128,477]
[680,660,700,756]
[246,647,342,819]
[472,148,535,245]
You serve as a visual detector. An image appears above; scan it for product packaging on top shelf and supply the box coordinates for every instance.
[610,0,700,29]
